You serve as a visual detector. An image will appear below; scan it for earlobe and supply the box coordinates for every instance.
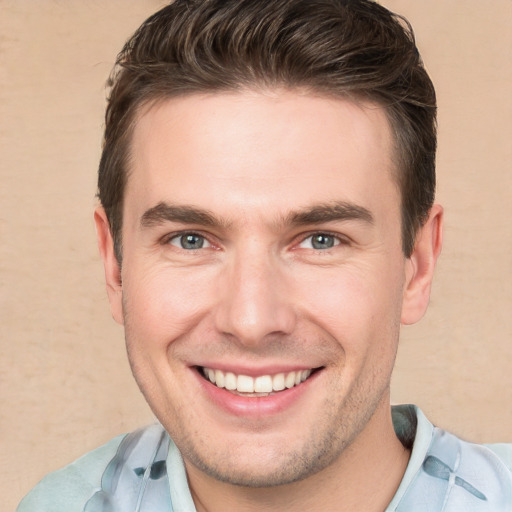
[94,206,124,325]
[401,204,443,325]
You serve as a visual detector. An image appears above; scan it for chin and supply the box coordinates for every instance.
[181,428,347,488]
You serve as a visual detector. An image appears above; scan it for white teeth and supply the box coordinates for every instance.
[272,373,285,391]
[254,375,272,393]
[225,372,237,390]
[214,369,225,388]
[202,367,315,394]
[285,372,296,389]
[237,375,254,393]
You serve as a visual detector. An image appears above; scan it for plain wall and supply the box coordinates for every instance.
[1,1,510,509]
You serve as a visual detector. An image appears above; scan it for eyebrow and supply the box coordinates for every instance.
[286,201,374,226]
[140,202,225,228]
[140,200,374,230]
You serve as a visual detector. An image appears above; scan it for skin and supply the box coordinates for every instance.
[96,90,443,511]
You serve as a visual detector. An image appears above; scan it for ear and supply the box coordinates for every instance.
[401,204,443,325]
[94,206,124,325]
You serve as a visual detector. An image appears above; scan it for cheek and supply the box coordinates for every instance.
[121,265,216,348]
[295,263,404,351]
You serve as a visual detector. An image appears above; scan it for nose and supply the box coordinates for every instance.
[213,248,297,347]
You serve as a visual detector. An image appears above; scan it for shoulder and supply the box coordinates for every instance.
[390,405,512,511]
[16,433,126,512]
[419,429,512,511]
[485,443,512,472]
[17,424,178,512]
[400,433,512,511]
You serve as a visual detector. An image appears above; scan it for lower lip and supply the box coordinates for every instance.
[194,368,320,417]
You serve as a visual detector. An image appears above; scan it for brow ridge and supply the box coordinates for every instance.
[287,201,374,226]
[140,202,223,228]
[140,200,373,230]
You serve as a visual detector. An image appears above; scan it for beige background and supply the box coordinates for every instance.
[1,0,510,509]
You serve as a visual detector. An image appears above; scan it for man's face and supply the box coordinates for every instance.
[98,91,427,486]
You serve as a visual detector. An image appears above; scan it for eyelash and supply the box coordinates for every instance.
[296,231,349,251]
[162,231,213,250]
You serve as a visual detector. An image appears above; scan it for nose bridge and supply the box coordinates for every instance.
[214,241,295,345]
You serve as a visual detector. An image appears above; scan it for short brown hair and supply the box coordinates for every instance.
[98,0,436,262]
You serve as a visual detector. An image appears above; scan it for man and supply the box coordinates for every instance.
[17,0,512,510]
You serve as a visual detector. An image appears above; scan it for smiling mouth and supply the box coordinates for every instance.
[199,366,320,397]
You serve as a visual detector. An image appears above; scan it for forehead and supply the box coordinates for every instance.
[125,90,399,226]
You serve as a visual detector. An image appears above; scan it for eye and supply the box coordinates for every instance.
[168,233,211,250]
[298,233,341,250]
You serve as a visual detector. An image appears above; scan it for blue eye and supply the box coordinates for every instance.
[299,233,340,250]
[169,233,210,250]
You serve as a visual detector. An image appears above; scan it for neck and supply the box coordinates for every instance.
[187,400,410,512]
